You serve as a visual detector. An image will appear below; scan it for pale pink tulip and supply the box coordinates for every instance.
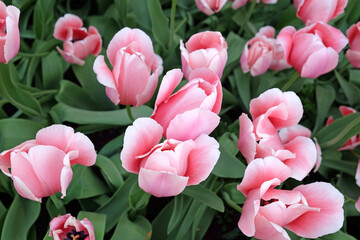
[356,160,360,212]
[94,27,163,107]
[238,158,344,239]
[53,14,102,65]
[120,118,220,197]
[195,0,227,15]
[180,31,228,79]
[49,213,95,240]
[0,2,20,63]
[231,0,278,10]
[0,124,96,202]
[284,22,348,78]
[250,88,303,138]
[294,0,348,25]
[241,26,291,76]
[346,22,360,68]
[326,106,360,151]
[151,68,221,140]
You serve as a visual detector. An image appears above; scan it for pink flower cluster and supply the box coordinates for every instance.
[237,88,343,238]
[119,31,227,197]
[0,125,96,202]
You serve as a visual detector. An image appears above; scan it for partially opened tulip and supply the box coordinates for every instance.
[53,14,102,65]
[180,31,228,79]
[294,0,348,25]
[94,27,163,107]
[120,118,220,197]
[0,124,96,202]
[49,213,95,240]
[195,0,227,15]
[0,2,20,63]
[346,22,360,68]
[238,157,344,239]
[282,22,348,78]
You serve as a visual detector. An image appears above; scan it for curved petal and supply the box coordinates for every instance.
[238,113,257,163]
[4,5,20,63]
[53,14,83,41]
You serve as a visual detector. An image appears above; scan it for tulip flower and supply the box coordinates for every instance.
[346,22,360,68]
[194,0,227,15]
[120,118,220,197]
[0,124,96,202]
[180,31,228,79]
[294,0,348,25]
[49,213,95,240]
[94,27,163,107]
[53,14,102,65]
[0,2,20,63]
[231,0,278,10]
[151,68,222,140]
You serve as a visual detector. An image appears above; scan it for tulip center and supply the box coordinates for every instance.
[0,19,6,37]
[64,229,89,240]
[71,29,88,43]
[260,198,279,206]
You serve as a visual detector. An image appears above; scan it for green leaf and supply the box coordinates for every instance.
[41,51,63,89]
[1,194,40,240]
[320,159,357,176]
[129,182,151,210]
[183,185,224,212]
[45,198,66,220]
[96,174,137,232]
[167,195,185,234]
[0,64,43,117]
[96,155,124,189]
[315,113,360,149]
[148,0,169,49]
[320,230,357,240]
[50,103,153,125]
[313,84,335,133]
[212,134,246,178]
[111,215,152,240]
[99,134,124,156]
[222,183,246,204]
[64,165,109,203]
[0,201,6,236]
[78,211,107,240]
[0,119,45,151]
[336,70,360,106]
[33,0,55,39]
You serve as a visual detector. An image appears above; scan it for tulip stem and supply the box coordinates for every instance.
[126,105,135,122]
[238,0,257,36]
[168,0,178,50]
[281,71,300,91]
[222,192,242,214]
[50,194,64,209]
[31,89,58,97]
[17,52,50,57]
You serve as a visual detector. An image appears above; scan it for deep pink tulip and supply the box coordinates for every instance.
[49,213,95,240]
[238,157,344,239]
[346,22,360,68]
[0,2,20,63]
[53,14,102,65]
[282,22,348,78]
[241,26,291,76]
[94,27,163,107]
[151,68,221,140]
[294,0,348,25]
[180,31,228,79]
[0,124,96,202]
[326,106,360,151]
[120,118,220,197]
[195,0,227,15]
[231,0,278,10]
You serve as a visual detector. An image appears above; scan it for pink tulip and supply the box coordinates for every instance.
[356,160,360,212]
[49,213,95,240]
[238,157,344,239]
[0,124,96,202]
[294,0,348,25]
[326,106,360,151]
[240,26,291,76]
[0,2,20,63]
[180,31,228,79]
[195,0,227,15]
[346,22,360,68]
[94,27,163,107]
[120,118,220,197]
[231,0,278,10]
[283,22,348,78]
[53,14,102,65]
[151,68,221,140]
